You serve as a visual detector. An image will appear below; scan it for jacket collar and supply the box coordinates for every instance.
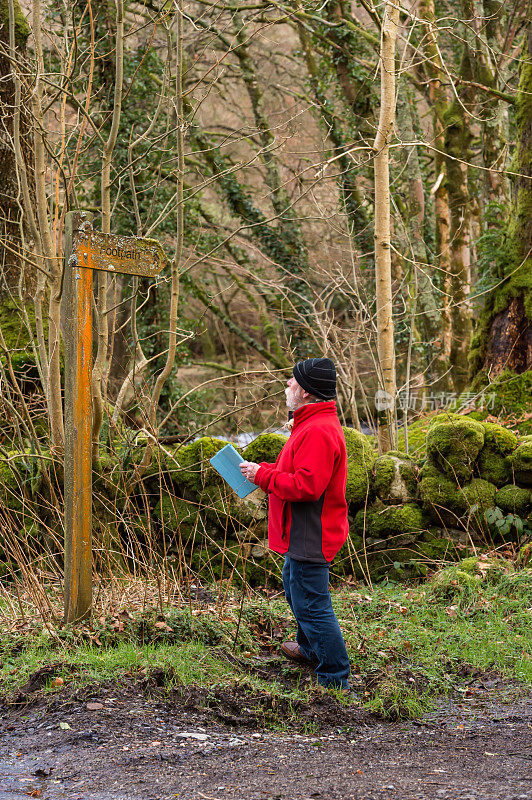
[292,400,337,429]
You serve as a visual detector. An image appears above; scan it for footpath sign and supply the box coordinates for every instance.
[75,230,166,278]
[63,211,166,624]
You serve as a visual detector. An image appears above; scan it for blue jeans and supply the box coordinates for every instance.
[282,556,350,689]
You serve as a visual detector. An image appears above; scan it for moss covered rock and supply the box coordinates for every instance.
[417,531,461,561]
[201,484,267,532]
[460,478,497,516]
[426,414,485,482]
[365,531,463,582]
[154,496,198,531]
[242,433,287,464]
[508,442,532,486]
[396,417,430,457]
[343,427,376,504]
[367,549,430,582]
[428,555,512,601]
[419,463,468,523]
[354,502,426,539]
[477,451,512,486]
[495,484,531,516]
[481,422,519,454]
[162,446,183,484]
[176,437,233,493]
[0,458,24,512]
[373,452,417,503]
[517,542,532,568]
[373,455,394,497]
[477,422,518,485]
[457,555,512,582]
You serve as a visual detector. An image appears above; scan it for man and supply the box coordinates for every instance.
[240,357,350,690]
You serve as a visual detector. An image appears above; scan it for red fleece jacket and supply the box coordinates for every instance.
[254,401,348,564]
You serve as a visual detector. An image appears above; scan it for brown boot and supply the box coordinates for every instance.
[280,641,317,664]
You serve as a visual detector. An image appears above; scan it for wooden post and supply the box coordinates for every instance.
[63,210,94,623]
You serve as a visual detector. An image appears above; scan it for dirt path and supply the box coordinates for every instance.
[0,679,530,800]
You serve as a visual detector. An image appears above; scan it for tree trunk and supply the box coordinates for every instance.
[418,0,453,379]
[139,2,183,472]
[443,49,475,393]
[93,0,124,463]
[480,18,532,375]
[373,0,399,453]
[296,10,372,256]
[233,14,306,257]
[396,80,448,388]
[32,0,64,448]
[466,0,509,204]
[0,0,30,290]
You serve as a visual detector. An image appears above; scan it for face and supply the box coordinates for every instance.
[285,376,306,411]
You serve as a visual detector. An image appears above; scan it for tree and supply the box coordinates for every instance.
[0,0,31,290]
[473,12,532,377]
[373,0,399,452]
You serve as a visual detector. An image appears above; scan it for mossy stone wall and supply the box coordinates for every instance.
[1,413,531,586]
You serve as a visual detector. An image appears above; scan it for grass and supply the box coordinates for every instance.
[0,559,530,723]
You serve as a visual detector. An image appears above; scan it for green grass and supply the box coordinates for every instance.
[0,561,530,722]
[334,578,531,685]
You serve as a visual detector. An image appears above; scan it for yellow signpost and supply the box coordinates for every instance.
[75,230,167,278]
[63,212,166,624]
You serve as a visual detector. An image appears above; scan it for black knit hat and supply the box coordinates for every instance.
[293,357,337,400]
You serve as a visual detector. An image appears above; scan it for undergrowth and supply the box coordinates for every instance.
[0,558,530,724]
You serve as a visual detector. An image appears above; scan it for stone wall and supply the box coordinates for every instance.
[0,413,530,584]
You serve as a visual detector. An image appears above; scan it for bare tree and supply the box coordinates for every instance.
[373,0,399,452]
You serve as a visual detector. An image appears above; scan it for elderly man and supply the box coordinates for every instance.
[240,357,350,690]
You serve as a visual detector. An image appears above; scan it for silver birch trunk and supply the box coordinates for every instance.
[139,1,184,471]
[92,0,124,463]
[373,0,399,453]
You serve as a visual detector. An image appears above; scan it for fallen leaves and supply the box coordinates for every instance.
[154,621,173,633]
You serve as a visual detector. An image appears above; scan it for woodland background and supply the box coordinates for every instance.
[0,0,531,600]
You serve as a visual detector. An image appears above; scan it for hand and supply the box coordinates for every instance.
[240,461,260,482]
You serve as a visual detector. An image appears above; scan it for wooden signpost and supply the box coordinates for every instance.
[63,211,166,624]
